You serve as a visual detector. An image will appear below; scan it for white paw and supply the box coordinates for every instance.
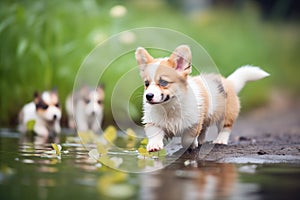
[213,131,230,145]
[213,138,228,145]
[147,139,164,152]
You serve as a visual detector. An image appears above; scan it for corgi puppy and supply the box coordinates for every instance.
[18,90,62,137]
[66,85,104,133]
[135,45,269,152]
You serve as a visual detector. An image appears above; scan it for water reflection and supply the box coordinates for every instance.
[140,162,237,200]
[19,134,60,145]
[1,132,300,200]
[14,134,241,199]
[5,134,240,199]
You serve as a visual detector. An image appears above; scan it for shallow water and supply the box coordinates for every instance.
[1,130,300,200]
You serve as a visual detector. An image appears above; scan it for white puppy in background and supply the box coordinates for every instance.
[66,85,104,133]
[18,90,62,137]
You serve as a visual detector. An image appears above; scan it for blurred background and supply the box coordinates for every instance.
[0,0,299,128]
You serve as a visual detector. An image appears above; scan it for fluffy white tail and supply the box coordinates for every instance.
[227,65,270,93]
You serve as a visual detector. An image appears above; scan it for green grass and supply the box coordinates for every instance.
[0,0,299,127]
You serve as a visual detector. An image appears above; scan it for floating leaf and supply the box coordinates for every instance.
[126,128,137,148]
[140,138,148,146]
[103,126,117,143]
[26,120,35,131]
[138,146,149,158]
[51,143,61,156]
[96,143,108,155]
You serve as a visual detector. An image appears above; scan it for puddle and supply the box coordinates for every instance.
[219,155,300,164]
[0,130,300,200]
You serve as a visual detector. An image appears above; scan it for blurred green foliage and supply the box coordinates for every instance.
[0,0,299,127]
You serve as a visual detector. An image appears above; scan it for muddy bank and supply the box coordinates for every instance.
[182,93,300,164]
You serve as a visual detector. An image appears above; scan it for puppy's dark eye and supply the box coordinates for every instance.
[144,80,150,87]
[42,104,49,110]
[97,100,103,105]
[84,99,90,104]
[159,79,168,87]
[37,103,49,110]
[55,103,60,108]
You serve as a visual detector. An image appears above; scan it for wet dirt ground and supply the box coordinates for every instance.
[182,93,300,164]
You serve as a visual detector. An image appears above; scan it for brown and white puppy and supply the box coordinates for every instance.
[136,45,269,152]
[66,85,104,133]
[18,90,62,137]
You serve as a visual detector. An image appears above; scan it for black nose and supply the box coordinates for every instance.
[146,93,154,101]
[53,115,57,120]
[91,111,95,116]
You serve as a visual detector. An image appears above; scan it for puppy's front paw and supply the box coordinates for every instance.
[212,139,228,145]
[147,139,164,152]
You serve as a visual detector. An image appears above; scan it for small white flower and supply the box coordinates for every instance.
[110,5,127,18]
[118,31,136,44]
[89,31,107,45]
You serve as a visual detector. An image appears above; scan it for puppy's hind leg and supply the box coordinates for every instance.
[213,99,238,145]
[213,125,232,145]
[214,78,240,145]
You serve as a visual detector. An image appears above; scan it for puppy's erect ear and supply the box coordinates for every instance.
[135,47,153,72]
[98,83,105,90]
[79,85,89,97]
[51,87,58,96]
[97,84,105,98]
[33,91,39,98]
[168,45,192,77]
[33,91,40,104]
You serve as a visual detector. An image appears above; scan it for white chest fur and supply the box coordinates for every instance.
[142,78,204,136]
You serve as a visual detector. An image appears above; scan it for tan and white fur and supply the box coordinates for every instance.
[66,85,104,133]
[18,90,62,137]
[136,45,269,152]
